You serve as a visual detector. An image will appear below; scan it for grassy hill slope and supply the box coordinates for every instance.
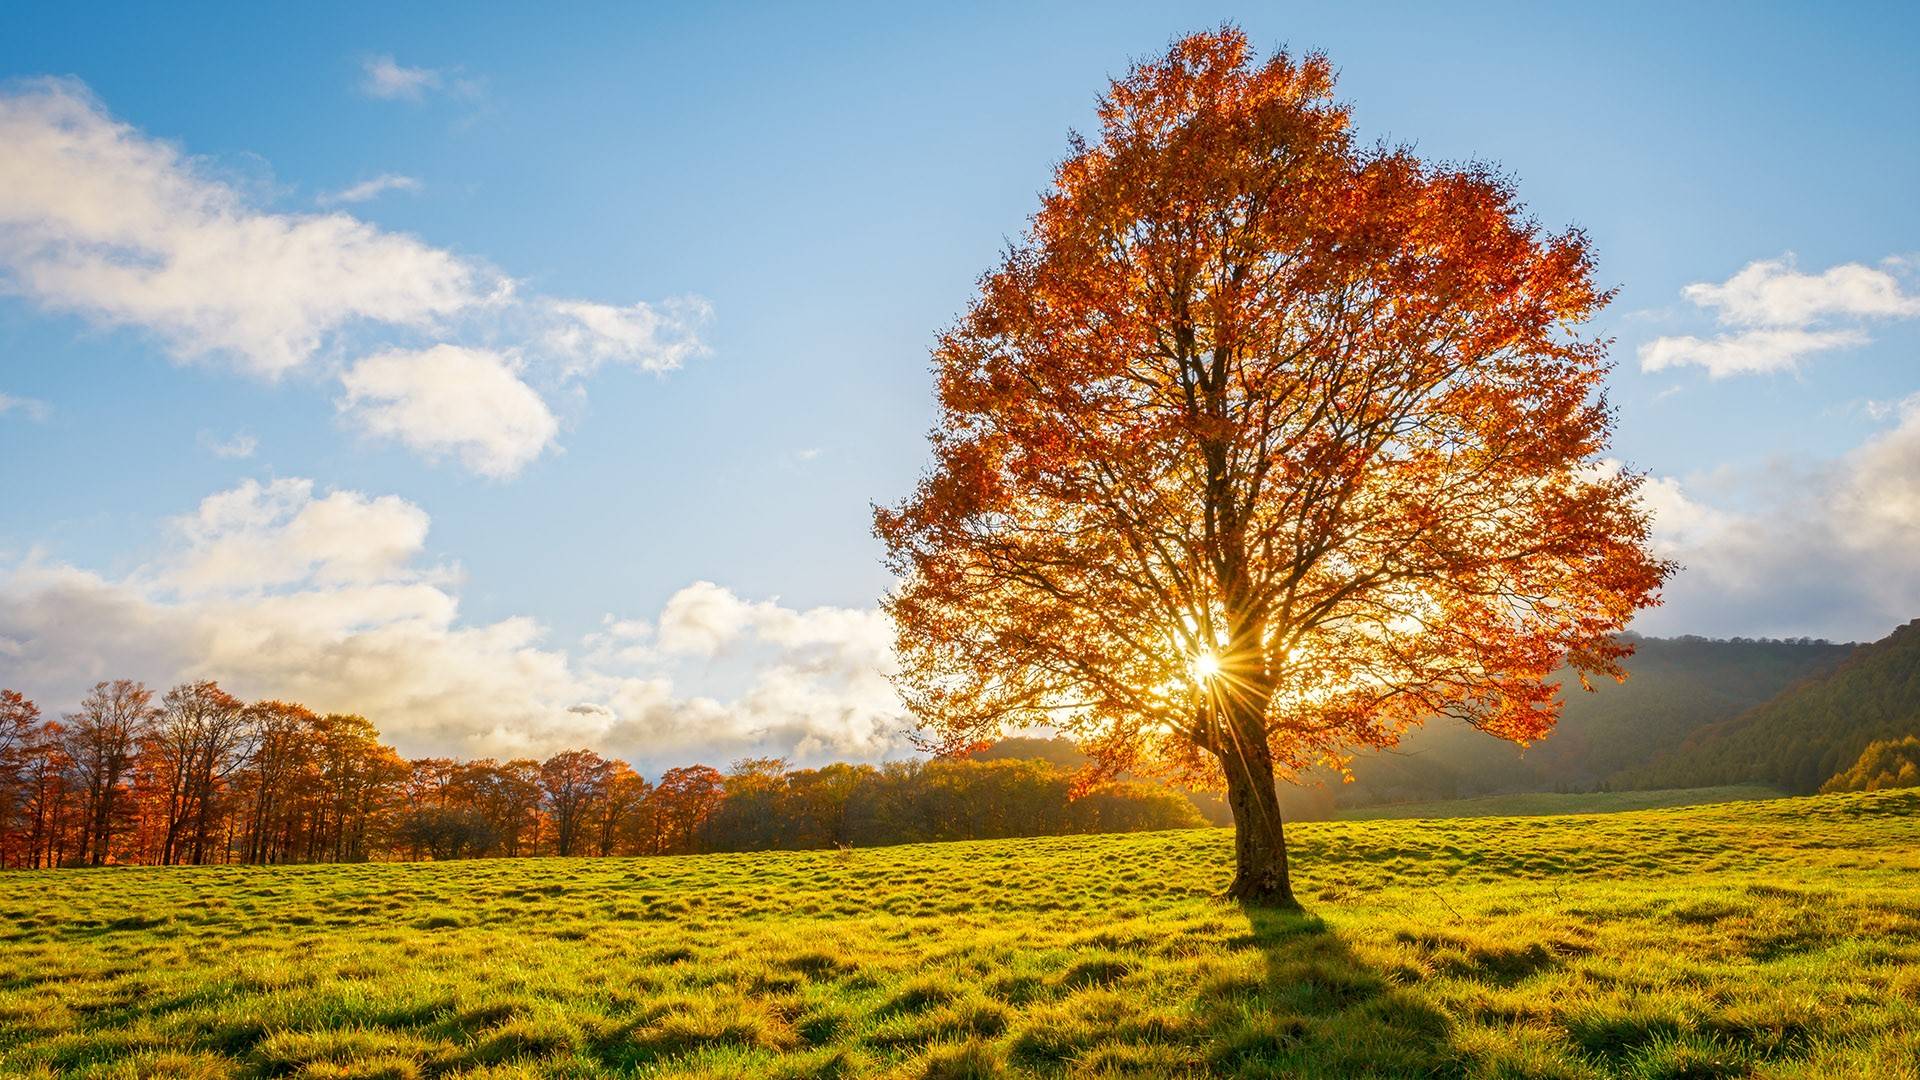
[1621,619,1920,794]
[1336,784,1783,821]
[3,790,1917,1078]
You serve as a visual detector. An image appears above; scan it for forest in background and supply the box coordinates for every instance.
[1620,619,1920,793]
[3,624,1916,868]
[0,683,1199,869]
[974,631,1895,821]
[1297,632,1861,812]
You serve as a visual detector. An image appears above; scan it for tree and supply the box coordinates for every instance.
[0,691,42,867]
[781,763,872,849]
[64,680,158,865]
[13,719,71,869]
[0,690,36,764]
[238,700,318,864]
[708,758,790,852]
[490,759,544,857]
[312,714,406,862]
[593,761,649,856]
[649,764,724,854]
[1822,735,1920,794]
[406,758,459,810]
[148,681,249,865]
[876,30,1669,906]
[1067,780,1207,834]
[396,806,498,860]
[540,749,608,857]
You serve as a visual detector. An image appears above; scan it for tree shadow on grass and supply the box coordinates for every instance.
[1197,903,1459,1080]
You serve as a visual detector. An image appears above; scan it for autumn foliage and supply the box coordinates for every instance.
[877,29,1671,904]
[0,681,1203,868]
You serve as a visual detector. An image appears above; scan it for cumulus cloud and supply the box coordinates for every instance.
[0,80,708,478]
[1683,258,1920,326]
[655,581,892,660]
[338,345,558,479]
[0,480,903,766]
[656,580,762,656]
[165,478,434,592]
[1634,394,1920,641]
[0,81,485,377]
[318,173,423,206]
[1639,255,1919,377]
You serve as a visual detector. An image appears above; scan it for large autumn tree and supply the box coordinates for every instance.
[876,30,1670,907]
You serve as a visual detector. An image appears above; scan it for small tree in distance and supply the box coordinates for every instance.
[876,29,1671,906]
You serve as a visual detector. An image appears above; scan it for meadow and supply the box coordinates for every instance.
[2,790,1917,1079]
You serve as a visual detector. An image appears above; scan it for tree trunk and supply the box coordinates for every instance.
[1218,730,1298,908]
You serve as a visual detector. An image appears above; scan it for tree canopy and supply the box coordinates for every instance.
[878,29,1670,904]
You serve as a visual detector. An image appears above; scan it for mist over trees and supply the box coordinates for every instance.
[1297,635,1858,812]
[1622,619,1920,794]
[0,682,1201,869]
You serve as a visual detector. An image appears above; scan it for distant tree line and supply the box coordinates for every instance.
[0,682,1202,869]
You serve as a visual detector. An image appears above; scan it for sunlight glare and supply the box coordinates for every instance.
[1191,651,1221,684]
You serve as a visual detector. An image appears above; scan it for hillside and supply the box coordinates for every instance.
[1328,626,1850,803]
[3,790,1916,1078]
[973,635,1857,819]
[1296,634,1853,811]
[1623,618,1920,793]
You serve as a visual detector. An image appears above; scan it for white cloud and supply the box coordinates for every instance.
[654,580,891,660]
[0,80,709,479]
[1635,395,1920,641]
[359,56,441,101]
[0,481,904,766]
[542,297,712,375]
[0,393,50,421]
[318,173,423,206]
[1638,328,1867,377]
[197,429,257,459]
[1682,257,1920,327]
[656,580,762,656]
[1640,255,1918,377]
[338,345,559,479]
[0,80,486,377]
[1835,393,1920,548]
[166,478,433,593]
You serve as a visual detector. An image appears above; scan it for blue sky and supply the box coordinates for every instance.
[2,3,1917,764]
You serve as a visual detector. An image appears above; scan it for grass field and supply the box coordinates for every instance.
[3,790,1917,1079]
[1338,785,1786,822]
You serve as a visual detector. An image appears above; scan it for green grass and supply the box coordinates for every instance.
[1340,785,1786,822]
[3,790,1918,1078]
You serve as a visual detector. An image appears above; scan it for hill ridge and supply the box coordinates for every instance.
[1620,618,1920,793]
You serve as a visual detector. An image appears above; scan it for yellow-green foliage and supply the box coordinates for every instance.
[1822,734,1920,794]
[2,790,1917,1078]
